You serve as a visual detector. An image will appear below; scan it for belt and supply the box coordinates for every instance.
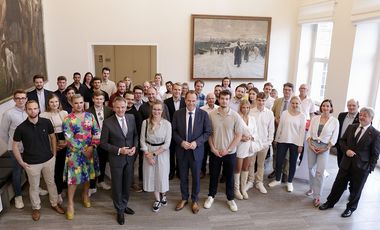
[145,141,165,146]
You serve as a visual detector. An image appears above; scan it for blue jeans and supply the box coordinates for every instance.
[275,143,299,182]
[9,151,23,196]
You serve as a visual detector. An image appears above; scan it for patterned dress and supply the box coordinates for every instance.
[63,112,100,185]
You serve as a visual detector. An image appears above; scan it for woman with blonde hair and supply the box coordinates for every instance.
[123,76,133,91]
[234,99,261,199]
[40,93,68,204]
[63,94,100,219]
[140,101,172,212]
[269,96,306,192]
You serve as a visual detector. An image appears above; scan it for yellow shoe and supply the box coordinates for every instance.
[66,210,74,220]
[83,200,91,208]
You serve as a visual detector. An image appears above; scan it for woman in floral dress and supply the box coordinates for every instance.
[63,94,100,220]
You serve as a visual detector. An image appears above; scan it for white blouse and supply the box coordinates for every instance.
[307,115,339,146]
[275,110,306,146]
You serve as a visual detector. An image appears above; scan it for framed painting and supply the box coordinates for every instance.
[0,0,47,103]
[191,14,271,80]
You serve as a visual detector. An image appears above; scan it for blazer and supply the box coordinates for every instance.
[337,112,359,140]
[27,88,52,110]
[339,123,380,172]
[86,106,114,127]
[100,114,138,167]
[172,108,212,161]
[164,96,186,121]
[272,97,285,125]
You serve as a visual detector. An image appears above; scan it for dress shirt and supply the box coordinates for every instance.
[100,79,116,96]
[307,115,339,145]
[200,104,219,114]
[300,96,315,120]
[355,124,370,142]
[134,99,144,110]
[265,96,275,110]
[173,97,181,111]
[249,107,275,148]
[95,106,104,129]
[341,113,358,138]
[37,89,46,113]
[116,114,128,135]
[229,97,241,112]
[186,108,195,141]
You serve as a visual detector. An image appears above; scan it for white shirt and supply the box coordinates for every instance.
[307,115,339,145]
[355,124,370,142]
[300,96,315,120]
[200,104,219,114]
[186,108,195,141]
[249,107,275,148]
[95,106,104,130]
[173,97,181,111]
[116,114,128,135]
[229,97,241,112]
[275,110,306,146]
[37,89,46,113]
[265,96,275,110]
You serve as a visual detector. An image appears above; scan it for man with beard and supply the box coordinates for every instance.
[27,75,52,113]
[139,87,170,121]
[229,84,246,112]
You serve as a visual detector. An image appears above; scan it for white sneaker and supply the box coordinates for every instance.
[88,188,97,197]
[98,182,111,190]
[227,200,238,212]
[204,196,214,209]
[39,187,48,196]
[287,183,293,192]
[305,189,314,196]
[255,182,268,194]
[268,180,281,188]
[245,181,254,192]
[14,196,24,209]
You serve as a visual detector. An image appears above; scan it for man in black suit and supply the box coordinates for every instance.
[319,107,380,218]
[100,97,138,225]
[164,83,186,179]
[68,72,90,106]
[336,99,360,165]
[54,75,67,104]
[87,91,114,195]
[172,90,211,214]
[27,75,52,113]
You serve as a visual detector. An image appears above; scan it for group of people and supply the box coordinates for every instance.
[1,70,379,225]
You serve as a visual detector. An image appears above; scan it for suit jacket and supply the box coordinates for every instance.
[86,106,114,127]
[172,108,211,161]
[164,96,186,121]
[337,112,359,141]
[100,114,138,168]
[339,123,380,172]
[27,88,52,110]
[125,105,143,137]
[272,97,285,126]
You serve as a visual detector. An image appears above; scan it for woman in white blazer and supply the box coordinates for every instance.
[306,99,339,207]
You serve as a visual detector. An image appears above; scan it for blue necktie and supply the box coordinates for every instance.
[187,112,193,141]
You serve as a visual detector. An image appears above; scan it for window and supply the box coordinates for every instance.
[296,22,333,102]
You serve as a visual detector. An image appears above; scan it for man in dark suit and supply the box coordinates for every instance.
[164,83,186,179]
[319,107,380,218]
[54,75,67,104]
[100,97,138,225]
[87,91,114,195]
[172,90,211,214]
[27,75,52,113]
[336,99,360,165]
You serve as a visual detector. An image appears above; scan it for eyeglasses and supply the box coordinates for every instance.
[15,97,27,100]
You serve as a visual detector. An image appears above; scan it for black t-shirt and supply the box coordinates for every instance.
[13,117,54,164]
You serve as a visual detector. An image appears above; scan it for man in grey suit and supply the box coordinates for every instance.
[172,90,211,214]
[100,97,138,225]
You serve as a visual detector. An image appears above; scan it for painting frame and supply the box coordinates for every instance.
[191,14,271,80]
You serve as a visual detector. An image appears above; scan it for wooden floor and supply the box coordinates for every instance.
[1,154,380,230]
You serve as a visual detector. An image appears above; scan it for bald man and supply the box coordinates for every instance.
[336,99,360,165]
[298,84,315,121]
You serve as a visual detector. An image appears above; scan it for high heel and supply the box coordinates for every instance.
[83,199,91,208]
[66,209,74,220]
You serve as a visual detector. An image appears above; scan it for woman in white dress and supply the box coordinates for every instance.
[306,99,339,207]
[140,101,172,212]
[40,93,68,204]
[234,100,261,199]
[269,96,306,192]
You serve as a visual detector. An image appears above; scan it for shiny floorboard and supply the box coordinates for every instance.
[1,154,380,230]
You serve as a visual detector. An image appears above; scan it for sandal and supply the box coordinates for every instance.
[313,198,320,207]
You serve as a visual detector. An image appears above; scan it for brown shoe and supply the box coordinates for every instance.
[175,200,188,211]
[52,204,65,214]
[191,202,200,214]
[132,184,143,193]
[32,209,40,221]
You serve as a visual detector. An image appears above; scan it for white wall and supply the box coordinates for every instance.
[41,0,299,94]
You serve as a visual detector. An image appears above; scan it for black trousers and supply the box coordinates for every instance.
[327,163,369,211]
[90,146,108,188]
